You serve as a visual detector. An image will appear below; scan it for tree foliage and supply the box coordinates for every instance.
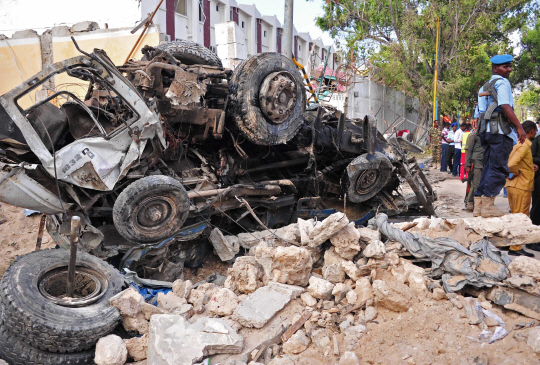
[512,20,540,85]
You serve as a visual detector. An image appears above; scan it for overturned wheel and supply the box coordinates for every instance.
[113,175,190,243]
[343,152,393,203]
[155,39,222,67]
[228,52,306,145]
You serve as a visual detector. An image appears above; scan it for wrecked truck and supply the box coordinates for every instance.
[0,39,436,277]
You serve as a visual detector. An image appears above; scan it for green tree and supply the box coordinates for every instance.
[513,20,540,85]
[516,87,540,119]
[316,0,533,136]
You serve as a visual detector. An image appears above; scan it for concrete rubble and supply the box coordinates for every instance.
[95,335,128,365]
[99,212,540,364]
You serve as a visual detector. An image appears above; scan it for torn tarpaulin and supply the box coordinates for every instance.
[375,213,510,292]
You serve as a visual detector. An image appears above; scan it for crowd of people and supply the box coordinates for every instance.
[429,54,540,257]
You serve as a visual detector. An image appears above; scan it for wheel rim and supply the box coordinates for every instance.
[355,169,380,195]
[39,266,107,307]
[133,196,178,233]
[259,71,297,124]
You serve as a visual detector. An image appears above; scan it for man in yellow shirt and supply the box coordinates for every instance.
[506,120,538,256]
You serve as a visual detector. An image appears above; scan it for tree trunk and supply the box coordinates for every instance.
[413,102,430,146]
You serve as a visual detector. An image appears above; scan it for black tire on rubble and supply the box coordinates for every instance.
[343,152,393,203]
[155,39,223,67]
[0,325,94,365]
[228,52,306,145]
[113,175,190,243]
[0,249,125,354]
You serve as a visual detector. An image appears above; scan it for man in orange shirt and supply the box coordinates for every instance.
[506,120,538,256]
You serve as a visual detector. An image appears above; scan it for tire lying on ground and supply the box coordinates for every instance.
[343,152,393,203]
[0,324,94,365]
[228,52,306,145]
[155,39,223,67]
[0,249,125,353]
[113,175,190,243]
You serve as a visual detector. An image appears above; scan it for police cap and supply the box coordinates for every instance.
[490,54,513,65]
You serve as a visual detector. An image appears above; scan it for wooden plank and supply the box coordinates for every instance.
[281,311,312,342]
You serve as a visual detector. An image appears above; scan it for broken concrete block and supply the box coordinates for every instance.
[157,292,187,313]
[508,256,540,282]
[233,286,292,328]
[188,283,218,306]
[238,230,277,249]
[266,281,305,299]
[95,334,128,365]
[109,287,145,318]
[300,292,317,307]
[350,277,373,305]
[297,218,315,246]
[210,228,239,261]
[309,212,349,247]
[527,327,540,354]
[323,263,346,284]
[124,334,148,362]
[463,297,484,325]
[70,21,99,32]
[506,274,536,289]
[311,328,331,348]
[148,315,243,365]
[283,330,311,354]
[208,288,239,316]
[123,313,150,334]
[330,222,361,260]
[365,306,377,321]
[372,280,412,312]
[274,224,301,245]
[254,246,274,283]
[141,303,166,321]
[332,283,351,303]
[267,356,296,365]
[357,227,380,244]
[225,256,265,294]
[307,276,335,300]
[271,246,312,286]
[363,240,386,259]
[324,247,347,269]
[172,279,193,299]
[407,272,428,301]
[339,351,360,365]
[432,287,447,301]
[341,261,362,281]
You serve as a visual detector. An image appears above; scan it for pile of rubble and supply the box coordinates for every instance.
[93,212,540,365]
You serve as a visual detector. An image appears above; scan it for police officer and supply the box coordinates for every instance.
[474,55,527,217]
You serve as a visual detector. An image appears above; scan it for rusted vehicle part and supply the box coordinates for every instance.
[487,285,540,320]
[153,39,223,67]
[344,152,393,203]
[0,249,125,353]
[396,157,437,217]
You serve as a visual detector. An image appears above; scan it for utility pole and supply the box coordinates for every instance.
[283,0,294,58]
[432,17,440,125]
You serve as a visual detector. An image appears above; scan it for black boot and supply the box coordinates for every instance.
[508,249,535,257]
[527,243,540,252]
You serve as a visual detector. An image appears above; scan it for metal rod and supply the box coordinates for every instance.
[125,0,164,63]
[35,214,47,251]
[283,0,294,58]
[66,216,81,298]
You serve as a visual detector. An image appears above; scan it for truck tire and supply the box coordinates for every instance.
[113,175,190,243]
[156,40,223,67]
[0,249,124,353]
[0,325,94,365]
[228,53,306,145]
[343,153,393,203]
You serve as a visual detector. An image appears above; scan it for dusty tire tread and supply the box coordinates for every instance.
[156,40,222,67]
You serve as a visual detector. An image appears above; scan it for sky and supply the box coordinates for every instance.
[238,0,334,45]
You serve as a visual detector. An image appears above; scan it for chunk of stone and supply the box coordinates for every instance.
[172,279,193,299]
[407,272,428,301]
[339,351,360,365]
[309,212,349,247]
[324,263,346,284]
[271,246,312,286]
[208,288,239,316]
[148,315,243,365]
[372,280,412,312]
[210,228,239,261]
[109,287,145,318]
[300,292,317,307]
[357,227,381,244]
[267,357,296,365]
[123,313,149,334]
[350,277,373,306]
[432,288,447,301]
[311,328,331,348]
[298,218,315,246]
[527,327,540,354]
[506,275,536,288]
[141,303,166,321]
[508,257,540,282]
[187,283,218,306]
[233,286,292,328]
[332,283,351,303]
[274,224,301,245]
[330,223,362,260]
[157,292,187,313]
[124,334,148,362]
[283,330,311,354]
[95,334,128,365]
[363,240,386,259]
[266,281,305,299]
[307,277,335,300]
[341,261,362,281]
[254,246,274,283]
[365,306,377,321]
[324,247,347,269]
[225,256,265,294]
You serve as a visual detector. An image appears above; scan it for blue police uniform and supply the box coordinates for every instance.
[474,55,516,198]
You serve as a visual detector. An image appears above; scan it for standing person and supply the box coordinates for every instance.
[440,122,450,172]
[446,123,457,174]
[453,123,465,177]
[529,125,540,251]
[460,123,472,180]
[465,130,484,214]
[430,120,442,170]
[505,121,537,257]
[474,55,527,217]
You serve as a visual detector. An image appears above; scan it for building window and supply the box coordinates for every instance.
[241,21,245,28]
[199,0,203,22]
[230,10,233,20]
[216,5,219,11]
[175,0,187,16]
[299,44,301,51]
[264,30,267,37]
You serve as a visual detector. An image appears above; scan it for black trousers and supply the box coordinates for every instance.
[531,177,540,225]
[446,145,455,173]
